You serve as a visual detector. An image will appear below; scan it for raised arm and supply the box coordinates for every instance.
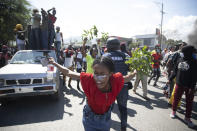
[47,8,53,13]
[60,32,64,43]
[48,57,80,80]
[123,71,136,83]
[96,39,101,58]
[82,37,88,57]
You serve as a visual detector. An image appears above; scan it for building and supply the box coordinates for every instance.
[133,34,158,50]
[109,36,133,49]
[132,29,167,50]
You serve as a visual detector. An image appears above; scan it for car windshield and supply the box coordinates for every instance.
[10,51,56,64]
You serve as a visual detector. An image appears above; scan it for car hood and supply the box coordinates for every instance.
[0,64,57,79]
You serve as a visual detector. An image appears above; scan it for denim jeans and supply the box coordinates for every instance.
[48,27,55,49]
[41,29,48,50]
[83,104,113,131]
[116,85,128,128]
[55,41,61,58]
[17,44,25,50]
[31,28,41,50]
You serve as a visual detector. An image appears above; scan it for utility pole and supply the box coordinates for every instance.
[160,1,166,49]
[154,1,166,49]
[160,2,164,48]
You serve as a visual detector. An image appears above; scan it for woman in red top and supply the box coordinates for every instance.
[49,56,136,131]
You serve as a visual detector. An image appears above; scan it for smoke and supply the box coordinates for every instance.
[188,19,197,49]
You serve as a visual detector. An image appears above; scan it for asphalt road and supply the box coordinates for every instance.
[0,76,197,131]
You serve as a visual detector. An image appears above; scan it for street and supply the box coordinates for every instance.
[0,76,196,131]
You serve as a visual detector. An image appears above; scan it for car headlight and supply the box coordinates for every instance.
[44,77,55,83]
[0,79,4,87]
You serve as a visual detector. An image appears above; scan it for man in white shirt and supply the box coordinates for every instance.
[75,47,83,90]
[55,26,63,62]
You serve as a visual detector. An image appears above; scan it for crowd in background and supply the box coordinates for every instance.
[49,38,197,130]
[0,7,197,131]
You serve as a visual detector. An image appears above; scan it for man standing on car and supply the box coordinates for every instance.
[31,9,41,50]
[103,37,130,131]
[55,26,63,63]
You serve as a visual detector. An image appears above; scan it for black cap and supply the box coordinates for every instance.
[106,37,120,52]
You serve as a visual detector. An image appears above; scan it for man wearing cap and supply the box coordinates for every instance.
[103,37,130,131]
[14,24,26,50]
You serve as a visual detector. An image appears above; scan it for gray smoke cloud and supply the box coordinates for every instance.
[188,19,197,49]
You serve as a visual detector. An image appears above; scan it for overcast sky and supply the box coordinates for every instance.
[28,0,197,42]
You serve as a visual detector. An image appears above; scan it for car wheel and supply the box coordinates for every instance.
[51,91,59,101]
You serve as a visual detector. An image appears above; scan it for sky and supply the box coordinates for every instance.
[28,0,197,42]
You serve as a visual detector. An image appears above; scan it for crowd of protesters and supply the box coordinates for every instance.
[47,37,197,131]
[1,33,197,130]
[1,7,197,131]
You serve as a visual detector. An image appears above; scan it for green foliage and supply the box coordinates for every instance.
[0,0,31,45]
[165,39,183,47]
[129,41,141,49]
[82,25,98,41]
[81,25,109,44]
[126,46,153,76]
[101,32,109,44]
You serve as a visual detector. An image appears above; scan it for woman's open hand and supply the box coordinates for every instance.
[48,57,56,65]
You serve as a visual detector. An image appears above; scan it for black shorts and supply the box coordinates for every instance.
[77,68,82,73]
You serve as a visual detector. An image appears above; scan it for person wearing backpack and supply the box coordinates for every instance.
[103,38,130,131]
[168,45,197,128]
[166,43,187,100]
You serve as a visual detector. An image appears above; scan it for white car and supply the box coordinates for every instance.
[0,50,61,100]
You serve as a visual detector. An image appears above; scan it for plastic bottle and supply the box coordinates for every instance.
[47,64,54,81]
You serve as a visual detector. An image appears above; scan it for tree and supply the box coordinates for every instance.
[0,0,31,45]
[126,46,153,77]
[165,39,183,47]
[81,25,109,46]
[101,32,109,45]
[128,39,142,49]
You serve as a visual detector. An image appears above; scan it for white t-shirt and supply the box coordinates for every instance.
[55,32,62,42]
[16,34,25,45]
[32,14,41,29]
[64,55,73,68]
[76,52,83,69]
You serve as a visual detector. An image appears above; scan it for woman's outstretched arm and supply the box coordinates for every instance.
[48,57,80,80]
[123,71,136,83]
